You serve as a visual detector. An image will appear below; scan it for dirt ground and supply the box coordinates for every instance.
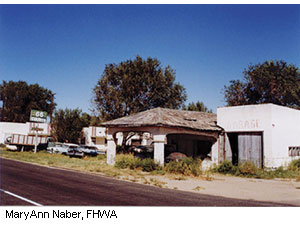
[142,174,300,206]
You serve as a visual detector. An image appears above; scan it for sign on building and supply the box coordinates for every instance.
[30,110,48,123]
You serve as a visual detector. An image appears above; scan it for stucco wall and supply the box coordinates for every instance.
[269,104,300,167]
[217,104,300,168]
[82,127,107,151]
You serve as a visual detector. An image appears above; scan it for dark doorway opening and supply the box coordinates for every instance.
[227,133,238,165]
[167,134,214,160]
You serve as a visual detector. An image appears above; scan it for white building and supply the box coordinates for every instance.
[81,126,107,151]
[217,104,300,168]
[81,126,152,152]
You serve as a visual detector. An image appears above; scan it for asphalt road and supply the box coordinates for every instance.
[0,158,293,206]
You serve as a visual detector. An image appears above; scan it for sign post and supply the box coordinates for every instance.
[30,110,48,153]
[31,127,44,153]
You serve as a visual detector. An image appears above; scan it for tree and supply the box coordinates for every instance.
[51,108,90,143]
[92,55,187,121]
[224,60,300,108]
[0,80,56,122]
[182,101,212,113]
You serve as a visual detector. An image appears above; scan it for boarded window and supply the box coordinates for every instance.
[288,147,300,157]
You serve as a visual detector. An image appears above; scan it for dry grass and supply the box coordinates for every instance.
[0,148,171,188]
[0,149,137,180]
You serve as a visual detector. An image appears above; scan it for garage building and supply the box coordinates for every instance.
[217,104,300,168]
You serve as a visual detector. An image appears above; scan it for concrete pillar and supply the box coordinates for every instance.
[153,134,166,166]
[106,133,116,165]
[211,139,219,164]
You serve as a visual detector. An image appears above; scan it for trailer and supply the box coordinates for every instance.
[5,133,51,151]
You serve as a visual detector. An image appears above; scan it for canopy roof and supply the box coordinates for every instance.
[102,107,222,132]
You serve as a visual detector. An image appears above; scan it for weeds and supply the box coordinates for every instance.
[115,154,162,172]
[288,158,300,171]
[212,159,300,179]
[149,178,166,188]
[164,157,202,176]
[0,148,122,178]
[213,160,237,175]
[3,147,299,181]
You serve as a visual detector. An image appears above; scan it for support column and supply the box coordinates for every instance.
[211,139,219,164]
[153,134,166,166]
[106,133,116,165]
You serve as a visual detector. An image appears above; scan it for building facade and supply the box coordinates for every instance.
[217,104,300,168]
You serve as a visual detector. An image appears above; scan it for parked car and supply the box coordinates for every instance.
[77,145,98,156]
[165,152,187,163]
[67,146,85,158]
[47,142,67,154]
[130,143,178,159]
[47,142,78,155]
[97,149,106,155]
[130,143,154,159]
[5,144,18,151]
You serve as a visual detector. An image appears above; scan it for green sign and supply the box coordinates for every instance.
[30,110,48,123]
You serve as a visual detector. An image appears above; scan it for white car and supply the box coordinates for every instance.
[6,144,18,151]
[47,142,78,155]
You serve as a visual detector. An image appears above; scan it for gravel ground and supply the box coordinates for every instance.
[141,174,300,206]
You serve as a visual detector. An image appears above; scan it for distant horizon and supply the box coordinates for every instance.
[1,4,299,114]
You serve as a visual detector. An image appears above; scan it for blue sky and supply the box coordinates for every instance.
[0,4,299,114]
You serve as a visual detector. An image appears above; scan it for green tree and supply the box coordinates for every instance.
[224,60,300,108]
[51,108,90,143]
[182,101,212,113]
[92,55,187,121]
[0,80,56,122]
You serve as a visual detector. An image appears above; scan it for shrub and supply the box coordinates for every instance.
[115,154,161,172]
[214,160,237,175]
[164,157,202,176]
[288,158,300,171]
[139,158,162,172]
[237,161,257,176]
[115,154,136,169]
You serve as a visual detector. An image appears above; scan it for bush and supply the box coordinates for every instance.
[165,157,202,176]
[115,154,136,169]
[213,160,300,179]
[237,161,257,176]
[115,154,161,172]
[139,158,162,172]
[214,160,237,175]
[288,158,300,171]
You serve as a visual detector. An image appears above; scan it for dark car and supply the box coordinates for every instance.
[131,143,179,160]
[67,146,85,158]
[78,145,98,156]
[130,143,154,159]
[165,152,187,163]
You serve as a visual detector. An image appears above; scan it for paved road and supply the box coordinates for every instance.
[0,158,293,206]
